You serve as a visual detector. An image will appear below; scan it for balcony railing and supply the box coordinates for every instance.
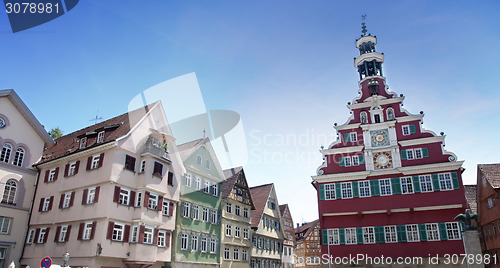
[143,136,170,161]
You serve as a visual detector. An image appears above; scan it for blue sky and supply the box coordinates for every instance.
[1,1,500,223]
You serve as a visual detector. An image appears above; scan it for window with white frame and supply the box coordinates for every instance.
[79,137,87,149]
[26,229,35,244]
[341,182,353,199]
[379,179,392,196]
[82,222,93,240]
[384,226,397,243]
[226,203,232,214]
[233,248,239,260]
[235,205,241,216]
[180,233,189,250]
[148,193,158,210]
[210,210,217,224]
[162,200,171,216]
[406,224,419,242]
[358,181,370,197]
[97,131,105,143]
[68,161,77,176]
[192,204,200,220]
[235,226,241,238]
[324,183,335,200]
[415,148,423,159]
[352,155,359,166]
[350,132,358,142]
[401,177,413,194]
[2,180,16,204]
[62,192,72,208]
[243,249,248,261]
[345,228,357,244]
[13,147,25,167]
[402,125,410,136]
[226,225,232,236]
[426,223,440,241]
[201,236,208,252]
[406,149,414,160]
[244,208,249,218]
[131,226,138,242]
[202,207,209,222]
[158,230,167,247]
[224,247,230,260]
[210,238,217,253]
[119,188,130,205]
[203,181,210,193]
[439,173,453,190]
[344,156,351,167]
[139,160,146,173]
[420,175,433,192]
[143,226,153,244]
[182,202,190,218]
[112,223,124,241]
[91,154,100,169]
[184,173,192,187]
[0,143,12,163]
[42,197,51,211]
[48,168,56,182]
[195,177,201,190]
[211,184,218,196]
[191,234,198,251]
[446,222,461,240]
[363,227,375,244]
[0,217,11,234]
[37,227,47,243]
[243,228,249,239]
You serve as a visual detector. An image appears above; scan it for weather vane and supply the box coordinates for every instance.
[90,110,103,125]
[361,14,367,36]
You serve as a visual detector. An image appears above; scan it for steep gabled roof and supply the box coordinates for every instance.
[177,138,205,161]
[479,164,500,188]
[222,167,255,209]
[37,102,159,165]
[249,183,274,228]
[279,204,287,215]
[295,219,320,242]
[464,185,477,214]
[0,89,54,145]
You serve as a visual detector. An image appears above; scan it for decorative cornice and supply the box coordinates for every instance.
[398,161,464,176]
[348,97,404,110]
[322,204,463,217]
[396,114,424,123]
[320,146,364,156]
[36,142,117,168]
[0,161,37,175]
[334,123,360,131]
[312,171,371,183]
[398,136,445,147]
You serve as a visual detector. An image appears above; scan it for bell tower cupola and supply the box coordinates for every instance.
[354,16,384,81]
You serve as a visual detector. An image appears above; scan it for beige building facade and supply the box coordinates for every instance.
[21,102,183,268]
[0,89,54,268]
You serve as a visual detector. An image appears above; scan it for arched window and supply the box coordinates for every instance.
[0,143,12,163]
[386,108,395,121]
[2,180,16,204]
[360,112,368,124]
[206,160,211,169]
[13,147,25,167]
[197,155,202,165]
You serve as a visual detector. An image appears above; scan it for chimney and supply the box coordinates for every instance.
[296,223,300,229]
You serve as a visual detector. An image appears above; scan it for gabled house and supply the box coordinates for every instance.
[22,101,182,268]
[220,167,255,268]
[249,183,285,268]
[279,204,295,268]
[173,138,226,268]
[0,89,53,268]
[294,220,320,268]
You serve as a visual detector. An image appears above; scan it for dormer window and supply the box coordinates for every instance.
[79,137,87,149]
[97,131,105,143]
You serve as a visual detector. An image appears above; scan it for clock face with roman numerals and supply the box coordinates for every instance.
[373,151,393,169]
[370,129,390,147]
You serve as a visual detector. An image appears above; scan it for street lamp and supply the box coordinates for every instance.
[62,252,70,267]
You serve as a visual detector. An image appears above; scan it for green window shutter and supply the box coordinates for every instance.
[352,181,359,198]
[375,226,385,243]
[335,183,342,199]
[358,155,365,164]
[397,225,407,242]
[400,150,407,160]
[322,229,328,245]
[339,157,345,167]
[339,228,345,245]
[432,174,440,191]
[439,223,448,240]
[319,184,325,200]
[419,224,427,241]
[391,178,401,194]
[422,147,429,158]
[344,133,351,142]
[413,176,421,193]
[356,227,363,244]
[459,222,465,232]
[451,172,460,189]
[410,124,417,134]
[373,180,380,196]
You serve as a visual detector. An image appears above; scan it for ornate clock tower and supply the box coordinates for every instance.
[313,21,467,264]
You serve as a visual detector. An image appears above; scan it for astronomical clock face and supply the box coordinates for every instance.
[370,129,390,147]
[373,151,393,170]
